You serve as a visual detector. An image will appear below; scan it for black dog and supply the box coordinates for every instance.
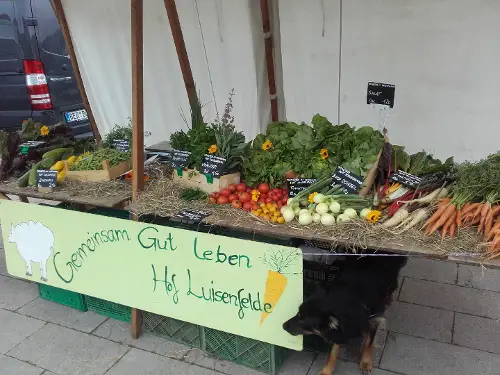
[283,255,407,375]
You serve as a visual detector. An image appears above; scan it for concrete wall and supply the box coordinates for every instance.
[280,0,500,162]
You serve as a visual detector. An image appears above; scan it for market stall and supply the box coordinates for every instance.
[1,1,500,374]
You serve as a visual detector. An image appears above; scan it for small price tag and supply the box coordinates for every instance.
[390,170,422,188]
[367,82,395,108]
[113,139,130,153]
[171,150,191,169]
[287,178,317,198]
[201,154,226,178]
[172,209,211,223]
[37,170,57,189]
[331,167,364,194]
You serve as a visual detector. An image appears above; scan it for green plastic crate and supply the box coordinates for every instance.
[204,328,290,374]
[85,296,131,322]
[143,311,203,348]
[38,284,87,311]
[88,207,130,220]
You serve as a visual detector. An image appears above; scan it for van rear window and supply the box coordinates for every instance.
[0,0,21,61]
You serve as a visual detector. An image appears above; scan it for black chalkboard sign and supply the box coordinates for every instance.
[172,209,211,223]
[331,167,364,194]
[37,170,57,189]
[367,82,395,108]
[287,178,317,198]
[390,170,422,188]
[113,139,130,153]
[201,154,226,178]
[171,150,191,169]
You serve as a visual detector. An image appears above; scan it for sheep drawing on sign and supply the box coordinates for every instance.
[8,221,54,281]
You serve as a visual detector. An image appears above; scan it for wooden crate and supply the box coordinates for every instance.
[173,168,240,194]
[65,160,130,182]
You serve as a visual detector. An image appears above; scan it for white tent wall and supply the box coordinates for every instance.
[61,0,270,146]
[278,0,341,125]
[278,0,500,162]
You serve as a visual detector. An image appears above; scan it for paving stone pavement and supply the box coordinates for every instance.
[2,242,500,375]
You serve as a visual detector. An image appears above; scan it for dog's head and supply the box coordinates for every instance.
[283,287,371,344]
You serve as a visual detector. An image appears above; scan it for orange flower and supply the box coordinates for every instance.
[366,210,382,223]
[40,125,50,136]
[308,192,318,204]
[208,144,217,154]
[320,148,328,160]
[262,140,273,151]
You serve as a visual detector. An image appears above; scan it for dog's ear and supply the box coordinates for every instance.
[328,316,340,330]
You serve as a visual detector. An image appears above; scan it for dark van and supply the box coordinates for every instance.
[0,0,92,137]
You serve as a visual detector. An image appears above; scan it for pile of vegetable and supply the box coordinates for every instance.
[69,148,130,171]
[180,188,208,201]
[18,147,74,187]
[170,90,246,172]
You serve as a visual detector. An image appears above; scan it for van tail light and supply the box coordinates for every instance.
[23,60,53,111]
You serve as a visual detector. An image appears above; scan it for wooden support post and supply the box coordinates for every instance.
[259,0,278,122]
[50,0,101,142]
[130,0,144,340]
[163,0,199,109]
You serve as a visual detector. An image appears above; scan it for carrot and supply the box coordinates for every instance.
[471,203,484,220]
[456,209,462,228]
[260,270,288,324]
[441,226,448,240]
[479,203,491,233]
[449,223,456,238]
[428,204,456,235]
[461,203,480,216]
[423,200,451,229]
[484,211,494,241]
[441,211,457,239]
[492,206,500,218]
[486,221,500,242]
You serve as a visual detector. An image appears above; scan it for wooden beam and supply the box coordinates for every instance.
[259,0,278,122]
[51,0,101,142]
[131,0,145,202]
[163,0,199,109]
[130,0,144,340]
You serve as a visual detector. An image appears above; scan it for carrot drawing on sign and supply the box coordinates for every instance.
[260,249,300,325]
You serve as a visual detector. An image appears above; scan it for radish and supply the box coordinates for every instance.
[406,187,449,205]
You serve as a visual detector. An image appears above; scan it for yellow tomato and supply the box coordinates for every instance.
[260,203,266,208]
[256,209,262,215]
[262,214,271,220]
[277,217,285,224]
[273,211,280,217]
[271,216,277,223]
[269,207,277,213]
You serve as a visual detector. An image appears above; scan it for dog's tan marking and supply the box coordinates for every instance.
[360,334,374,373]
[319,343,339,375]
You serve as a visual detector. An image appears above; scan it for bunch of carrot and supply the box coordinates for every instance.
[422,198,459,238]
[484,206,500,259]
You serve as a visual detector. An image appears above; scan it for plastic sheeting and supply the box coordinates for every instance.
[62,0,271,147]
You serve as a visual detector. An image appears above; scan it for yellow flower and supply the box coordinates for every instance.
[308,192,318,204]
[366,210,382,223]
[262,140,273,151]
[320,148,328,160]
[208,144,217,154]
[40,125,50,136]
[251,189,260,201]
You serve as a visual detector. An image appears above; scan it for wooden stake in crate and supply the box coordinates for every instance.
[65,160,131,182]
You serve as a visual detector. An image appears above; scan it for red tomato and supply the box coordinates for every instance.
[281,197,288,205]
[227,184,236,192]
[231,200,242,209]
[219,188,231,197]
[209,197,217,204]
[271,188,281,195]
[246,187,253,193]
[228,194,239,202]
[258,198,266,203]
[260,193,267,200]
[258,183,270,194]
[242,202,253,211]
[211,192,220,199]
[252,203,259,210]
[217,196,229,204]
[239,192,251,203]
[268,192,276,200]
[277,201,283,209]
[266,197,274,204]
[236,183,247,192]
